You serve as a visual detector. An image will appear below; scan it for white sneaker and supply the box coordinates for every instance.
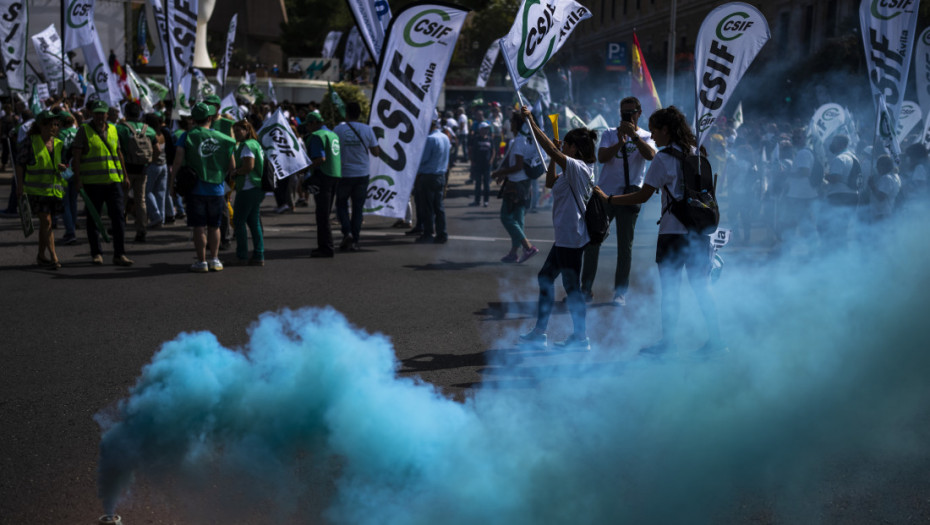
[208,258,224,272]
[190,261,209,273]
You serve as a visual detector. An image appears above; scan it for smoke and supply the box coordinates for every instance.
[97,203,930,523]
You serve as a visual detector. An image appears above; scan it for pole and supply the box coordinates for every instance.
[666,0,676,107]
[501,51,547,168]
[61,0,66,96]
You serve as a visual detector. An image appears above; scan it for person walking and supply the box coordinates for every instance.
[491,112,539,264]
[333,102,380,252]
[517,106,597,351]
[71,100,134,267]
[116,102,156,242]
[230,119,266,265]
[303,112,342,258]
[414,118,451,244]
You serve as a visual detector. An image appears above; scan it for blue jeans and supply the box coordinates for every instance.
[62,178,80,237]
[419,172,446,238]
[234,188,264,260]
[500,196,527,249]
[536,245,586,336]
[336,175,369,242]
[472,167,490,204]
[145,163,169,224]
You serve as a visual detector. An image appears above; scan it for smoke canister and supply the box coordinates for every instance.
[98,515,121,525]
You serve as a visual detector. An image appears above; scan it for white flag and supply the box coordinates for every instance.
[876,94,902,164]
[64,0,95,51]
[525,69,551,107]
[268,78,277,106]
[694,2,770,148]
[149,0,172,95]
[810,103,847,144]
[257,108,311,181]
[476,39,500,88]
[322,31,343,59]
[216,14,237,88]
[220,92,241,120]
[343,27,365,71]
[916,27,930,117]
[0,0,28,94]
[731,101,743,130]
[364,3,469,218]
[191,68,216,101]
[499,0,591,89]
[166,0,198,100]
[896,100,922,139]
[346,0,392,62]
[31,24,82,90]
[81,35,121,107]
[126,65,156,113]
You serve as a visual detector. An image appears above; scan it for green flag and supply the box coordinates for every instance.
[29,84,41,115]
[328,82,346,120]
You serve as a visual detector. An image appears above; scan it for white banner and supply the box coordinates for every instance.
[346,0,392,62]
[525,69,551,107]
[257,108,311,181]
[216,14,237,88]
[476,39,500,88]
[220,92,241,120]
[0,0,28,94]
[166,0,198,100]
[31,24,82,89]
[149,0,172,95]
[363,3,470,218]
[64,0,95,52]
[322,31,342,59]
[499,0,591,89]
[810,103,847,144]
[82,35,121,107]
[126,65,156,113]
[860,0,920,159]
[694,2,770,148]
[37,83,50,102]
[267,78,277,106]
[191,68,216,101]
[896,100,922,138]
[343,27,371,71]
[916,27,930,117]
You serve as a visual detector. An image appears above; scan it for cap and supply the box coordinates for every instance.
[477,121,490,130]
[89,100,109,113]
[56,110,73,120]
[490,101,500,108]
[305,112,323,123]
[192,102,217,120]
[203,94,222,106]
[36,110,57,122]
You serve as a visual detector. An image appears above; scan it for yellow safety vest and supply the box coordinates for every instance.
[23,134,64,199]
[80,123,123,184]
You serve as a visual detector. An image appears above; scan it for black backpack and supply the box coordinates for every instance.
[660,147,719,235]
[566,170,610,245]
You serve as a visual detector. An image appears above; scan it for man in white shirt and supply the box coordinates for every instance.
[456,107,469,162]
[819,134,860,248]
[779,131,821,246]
[333,102,381,251]
[580,97,656,306]
[868,155,901,222]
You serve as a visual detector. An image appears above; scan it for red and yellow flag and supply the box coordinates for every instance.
[631,32,661,117]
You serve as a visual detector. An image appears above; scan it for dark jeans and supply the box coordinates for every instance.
[62,178,80,236]
[656,233,719,342]
[472,167,491,204]
[536,245,586,336]
[312,173,339,252]
[581,203,640,296]
[84,182,127,257]
[336,175,369,241]
[412,173,427,230]
[419,172,446,238]
[274,173,296,208]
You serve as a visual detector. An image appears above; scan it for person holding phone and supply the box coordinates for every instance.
[580,97,655,306]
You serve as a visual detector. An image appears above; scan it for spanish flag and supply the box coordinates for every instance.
[631,32,661,118]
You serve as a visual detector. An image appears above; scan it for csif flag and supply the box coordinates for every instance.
[82,33,122,107]
[322,31,343,59]
[896,100,922,138]
[166,0,198,101]
[31,24,82,90]
[220,92,242,120]
[694,2,770,148]
[217,14,237,88]
[258,108,311,181]
[126,65,156,112]
[0,0,28,95]
[268,78,277,106]
[875,94,902,164]
[363,2,470,218]
[345,0,392,63]
[476,39,500,87]
[64,0,95,52]
[499,0,591,89]
[149,0,173,95]
[631,32,661,118]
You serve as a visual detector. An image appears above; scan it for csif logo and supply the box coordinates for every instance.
[822,107,840,121]
[91,63,108,92]
[698,113,715,132]
[923,28,930,45]
[901,104,917,118]
[365,174,398,213]
[67,0,92,28]
[259,124,299,157]
[199,137,221,157]
[715,11,754,42]
[870,0,915,21]
[404,9,453,48]
[331,137,341,156]
[517,0,557,78]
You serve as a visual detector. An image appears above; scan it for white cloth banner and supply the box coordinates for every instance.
[31,24,82,89]
[216,14,237,88]
[166,0,197,101]
[149,0,172,95]
[257,108,311,181]
[476,39,500,87]
[126,65,156,112]
[499,0,590,89]
[364,3,469,218]
[694,2,770,148]
[810,103,847,144]
[916,27,930,117]
[81,35,121,107]
[0,0,28,94]
[525,69,551,106]
[346,0,391,62]
[267,78,277,106]
[875,94,902,164]
[220,92,241,120]
[191,68,216,101]
[343,27,371,70]
[896,100,922,139]
[322,31,342,59]
[64,0,95,52]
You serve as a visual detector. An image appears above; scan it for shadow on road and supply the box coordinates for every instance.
[404,259,501,271]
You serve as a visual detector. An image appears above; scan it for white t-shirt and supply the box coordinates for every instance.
[644,144,692,235]
[457,113,468,135]
[239,143,256,190]
[503,135,534,182]
[870,173,901,218]
[786,147,818,199]
[825,151,859,198]
[551,156,594,248]
[333,121,378,178]
[596,127,654,194]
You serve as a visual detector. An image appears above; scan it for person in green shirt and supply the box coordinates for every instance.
[169,103,237,273]
[303,112,341,258]
[230,119,266,265]
[116,102,159,242]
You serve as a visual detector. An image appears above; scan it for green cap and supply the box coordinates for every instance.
[192,102,217,120]
[305,112,323,123]
[36,110,57,122]
[204,94,222,106]
[88,100,109,113]
[56,110,73,120]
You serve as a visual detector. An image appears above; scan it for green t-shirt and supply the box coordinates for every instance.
[309,128,341,178]
[184,126,237,184]
[235,139,264,189]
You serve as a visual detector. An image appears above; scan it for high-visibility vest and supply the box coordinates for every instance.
[79,123,123,184]
[23,134,64,199]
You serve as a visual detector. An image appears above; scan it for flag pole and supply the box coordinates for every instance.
[61,0,66,96]
[501,51,546,168]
